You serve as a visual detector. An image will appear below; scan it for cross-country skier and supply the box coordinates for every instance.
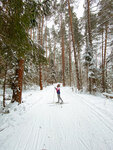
[55,84,63,104]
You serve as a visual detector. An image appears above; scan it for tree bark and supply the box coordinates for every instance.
[111,60,113,92]
[103,24,108,92]
[87,0,92,47]
[85,25,89,88]
[102,29,105,92]
[45,20,48,59]
[104,24,108,67]
[39,65,43,90]
[61,14,65,87]
[41,16,44,46]
[77,42,82,89]
[38,17,43,90]
[87,0,93,94]
[16,59,24,104]
[86,65,89,90]
[69,29,72,87]
[3,63,7,107]
[67,0,80,90]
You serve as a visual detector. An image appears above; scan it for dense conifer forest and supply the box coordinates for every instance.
[0,0,113,106]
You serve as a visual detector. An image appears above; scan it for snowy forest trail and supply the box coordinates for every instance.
[0,85,113,150]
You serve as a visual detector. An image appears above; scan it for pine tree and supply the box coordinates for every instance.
[98,0,113,92]
[67,0,80,90]
[0,0,52,104]
[83,0,98,93]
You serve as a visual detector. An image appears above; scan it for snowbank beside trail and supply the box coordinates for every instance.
[77,93,113,122]
[0,86,41,132]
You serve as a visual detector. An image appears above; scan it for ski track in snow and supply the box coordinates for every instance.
[0,86,113,150]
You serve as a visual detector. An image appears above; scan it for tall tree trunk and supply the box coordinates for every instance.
[85,26,89,88]
[87,0,93,93]
[104,24,108,68]
[3,63,7,107]
[69,29,72,87]
[103,24,108,92]
[112,50,113,92]
[77,42,82,89]
[87,0,92,47]
[44,20,48,85]
[67,0,80,90]
[111,63,113,92]
[106,61,107,89]
[86,65,89,90]
[61,15,65,87]
[41,16,44,46]
[39,65,43,90]
[38,17,43,90]
[102,29,105,92]
[89,77,92,94]
[16,59,24,104]
[45,20,48,59]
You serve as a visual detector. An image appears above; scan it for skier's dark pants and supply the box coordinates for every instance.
[57,94,63,103]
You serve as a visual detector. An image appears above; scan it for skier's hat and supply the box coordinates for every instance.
[57,84,60,87]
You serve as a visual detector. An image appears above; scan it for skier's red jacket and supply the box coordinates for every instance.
[55,87,60,94]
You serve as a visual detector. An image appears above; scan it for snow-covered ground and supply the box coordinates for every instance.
[0,85,113,150]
